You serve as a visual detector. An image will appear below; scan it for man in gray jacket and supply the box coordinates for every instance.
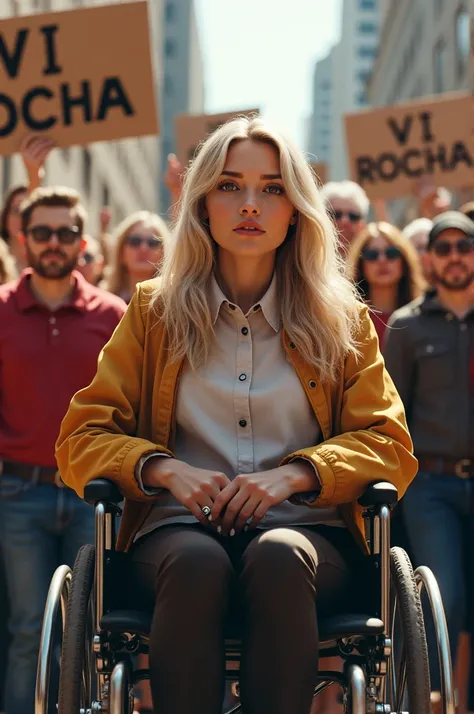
[384,211,474,711]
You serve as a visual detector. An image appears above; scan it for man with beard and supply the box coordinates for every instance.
[0,187,126,714]
[383,210,474,714]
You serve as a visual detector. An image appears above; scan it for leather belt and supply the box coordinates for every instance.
[417,457,474,479]
[0,460,65,487]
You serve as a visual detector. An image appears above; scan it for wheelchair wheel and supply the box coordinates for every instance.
[58,544,95,714]
[389,547,431,714]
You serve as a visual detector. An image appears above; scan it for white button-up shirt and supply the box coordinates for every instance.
[136,274,345,540]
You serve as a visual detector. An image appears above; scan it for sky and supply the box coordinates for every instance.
[194,0,342,149]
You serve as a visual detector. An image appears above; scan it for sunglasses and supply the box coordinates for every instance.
[333,210,362,223]
[126,234,162,249]
[362,246,402,262]
[28,225,81,245]
[432,239,474,257]
[81,252,95,264]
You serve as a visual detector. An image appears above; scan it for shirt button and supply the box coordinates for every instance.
[241,327,249,335]
[290,342,296,349]
[309,380,317,388]
[52,328,60,337]
[229,304,236,311]
[446,313,453,321]
[460,323,467,332]
[239,374,247,381]
[253,304,260,311]
[49,316,56,325]
[239,419,247,428]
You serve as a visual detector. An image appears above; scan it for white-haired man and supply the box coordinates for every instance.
[402,217,433,283]
[320,180,369,251]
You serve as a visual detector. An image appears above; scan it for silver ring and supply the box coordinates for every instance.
[201,506,211,517]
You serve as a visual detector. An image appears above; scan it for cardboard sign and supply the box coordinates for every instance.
[310,162,328,185]
[174,109,260,165]
[0,1,158,156]
[344,93,473,200]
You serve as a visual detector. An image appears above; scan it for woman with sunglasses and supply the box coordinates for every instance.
[347,222,425,345]
[57,117,417,714]
[105,211,170,303]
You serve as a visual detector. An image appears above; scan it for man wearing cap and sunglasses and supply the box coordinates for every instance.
[0,186,126,714]
[384,210,474,713]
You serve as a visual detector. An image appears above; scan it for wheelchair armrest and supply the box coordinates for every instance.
[358,481,398,509]
[84,478,123,506]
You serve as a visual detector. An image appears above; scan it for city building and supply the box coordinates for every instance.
[159,0,205,210]
[307,0,386,181]
[368,0,471,106]
[306,49,334,167]
[367,0,472,220]
[0,0,164,235]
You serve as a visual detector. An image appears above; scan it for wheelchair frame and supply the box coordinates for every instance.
[35,481,455,714]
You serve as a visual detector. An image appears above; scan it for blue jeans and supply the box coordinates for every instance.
[403,471,474,691]
[0,475,95,714]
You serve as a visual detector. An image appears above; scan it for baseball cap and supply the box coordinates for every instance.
[428,211,474,249]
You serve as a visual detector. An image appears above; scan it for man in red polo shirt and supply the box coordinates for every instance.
[0,186,126,714]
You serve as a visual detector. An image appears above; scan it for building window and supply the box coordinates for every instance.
[164,74,174,96]
[165,38,176,58]
[358,46,377,58]
[359,0,376,8]
[357,69,372,83]
[165,2,175,22]
[433,40,445,92]
[455,7,470,77]
[102,184,110,207]
[2,156,11,192]
[82,148,92,195]
[359,22,377,33]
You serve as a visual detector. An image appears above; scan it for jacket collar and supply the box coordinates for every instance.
[420,289,474,318]
[209,272,280,332]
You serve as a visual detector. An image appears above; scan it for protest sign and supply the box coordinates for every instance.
[174,109,259,165]
[310,162,328,185]
[0,1,158,156]
[344,92,473,200]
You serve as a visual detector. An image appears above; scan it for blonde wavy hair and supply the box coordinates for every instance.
[154,116,363,381]
[0,239,18,284]
[346,222,426,308]
[106,211,170,297]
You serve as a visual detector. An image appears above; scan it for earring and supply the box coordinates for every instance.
[290,213,298,225]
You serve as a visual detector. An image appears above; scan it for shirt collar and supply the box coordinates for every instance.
[15,269,92,313]
[210,272,281,332]
[420,289,474,319]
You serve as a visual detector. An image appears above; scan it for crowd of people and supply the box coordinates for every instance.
[0,121,473,714]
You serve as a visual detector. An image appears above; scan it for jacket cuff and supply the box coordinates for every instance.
[288,457,322,505]
[280,448,337,507]
[135,451,170,495]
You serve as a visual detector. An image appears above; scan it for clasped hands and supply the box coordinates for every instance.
[142,457,319,536]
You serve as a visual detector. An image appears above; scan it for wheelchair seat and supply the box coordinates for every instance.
[99,609,384,643]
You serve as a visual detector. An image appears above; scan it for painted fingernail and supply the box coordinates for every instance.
[208,515,213,522]
[230,528,235,537]
[217,526,222,534]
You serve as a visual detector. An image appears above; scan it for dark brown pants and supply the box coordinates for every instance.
[128,523,361,714]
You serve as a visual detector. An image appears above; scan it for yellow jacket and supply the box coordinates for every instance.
[56,280,417,552]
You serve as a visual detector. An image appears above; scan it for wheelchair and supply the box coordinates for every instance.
[35,479,454,714]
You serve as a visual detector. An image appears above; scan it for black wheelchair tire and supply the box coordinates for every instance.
[58,543,95,714]
[390,546,431,714]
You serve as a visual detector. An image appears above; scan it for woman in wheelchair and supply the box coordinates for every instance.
[56,117,417,714]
